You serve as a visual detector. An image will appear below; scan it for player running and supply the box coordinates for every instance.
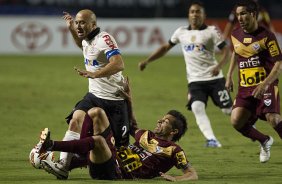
[226,0,282,163]
[139,1,232,147]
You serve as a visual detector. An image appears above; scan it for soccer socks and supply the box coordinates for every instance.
[68,155,88,170]
[274,121,282,139]
[191,101,217,140]
[237,123,268,144]
[59,130,80,169]
[80,113,94,139]
[53,137,95,155]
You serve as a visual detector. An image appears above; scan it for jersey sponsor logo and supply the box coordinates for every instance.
[84,58,99,66]
[184,43,206,52]
[267,40,280,57]
[11,21,51,52]
[117,146,142,172]
[176,151,188,167]
[239,67,266,87]
[243,38,252,43]
[102,34,117,50]
[239,56,260,68]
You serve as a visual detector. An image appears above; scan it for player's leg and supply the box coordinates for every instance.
[262,84,282,139]
[231,106,269,144]
[187,82,221,147]
[57,110,85,172]
[231,97,273,163]
[40,109,85,180]
[252,84,281,162]
[55,93,100,177]
[88,136,119,180]
[87,107,120,180]
[103,100,130,147]
[41,107,118,179]
[210,78,232,115]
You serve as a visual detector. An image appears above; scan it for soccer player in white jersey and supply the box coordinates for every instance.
[139,1,232,147]
[40,9,130,179]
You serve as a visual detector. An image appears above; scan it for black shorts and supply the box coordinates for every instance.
[66,92,129,147]
[89,156,122,180]
[88,127,122,180]
[186,78,233,110]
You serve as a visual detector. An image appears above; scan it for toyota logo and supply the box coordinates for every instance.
[11,21,52,52]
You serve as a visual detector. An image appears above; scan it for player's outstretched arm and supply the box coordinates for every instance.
[62,12,83,49]
[138,43,174,71]
[160,166,198,181]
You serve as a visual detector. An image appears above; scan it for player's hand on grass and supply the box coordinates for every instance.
[159,172,176,181]
[138,61,148,71]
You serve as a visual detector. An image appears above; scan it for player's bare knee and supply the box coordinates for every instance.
[266,113,282,127]
[88,107,105,119]
[230,116,242,129]
[191,101,205,115]
[69,118,81,133]
[93,135,107,150]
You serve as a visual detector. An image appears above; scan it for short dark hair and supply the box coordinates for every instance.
[188,0,205,11]
[235,0,258,18]
[167,110,188,142]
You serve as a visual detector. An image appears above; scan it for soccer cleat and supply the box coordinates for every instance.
[41,159,69,180]
[259,136,274,163]
[206,139,222,148]
[38,128,53,154]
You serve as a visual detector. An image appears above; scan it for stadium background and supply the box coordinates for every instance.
[0,0,282,183]
[1,0,282,55]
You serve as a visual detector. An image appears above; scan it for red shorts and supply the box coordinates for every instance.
[233,84,280,121]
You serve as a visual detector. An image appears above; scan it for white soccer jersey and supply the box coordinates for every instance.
[170,25,225,83]
[82,31,125,100]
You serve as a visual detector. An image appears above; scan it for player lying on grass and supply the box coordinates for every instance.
[36,78,198,181]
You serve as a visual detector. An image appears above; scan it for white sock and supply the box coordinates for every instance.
[59,130,80,169]
[191,101,216,140]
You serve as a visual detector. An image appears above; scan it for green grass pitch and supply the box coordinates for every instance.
[0,54,281,184]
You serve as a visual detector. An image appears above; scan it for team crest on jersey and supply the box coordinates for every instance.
[267,40,280,57]
[264,99,272,106]
[243,38,252,43]
[191,35,196,42]
[252,43,260,51]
